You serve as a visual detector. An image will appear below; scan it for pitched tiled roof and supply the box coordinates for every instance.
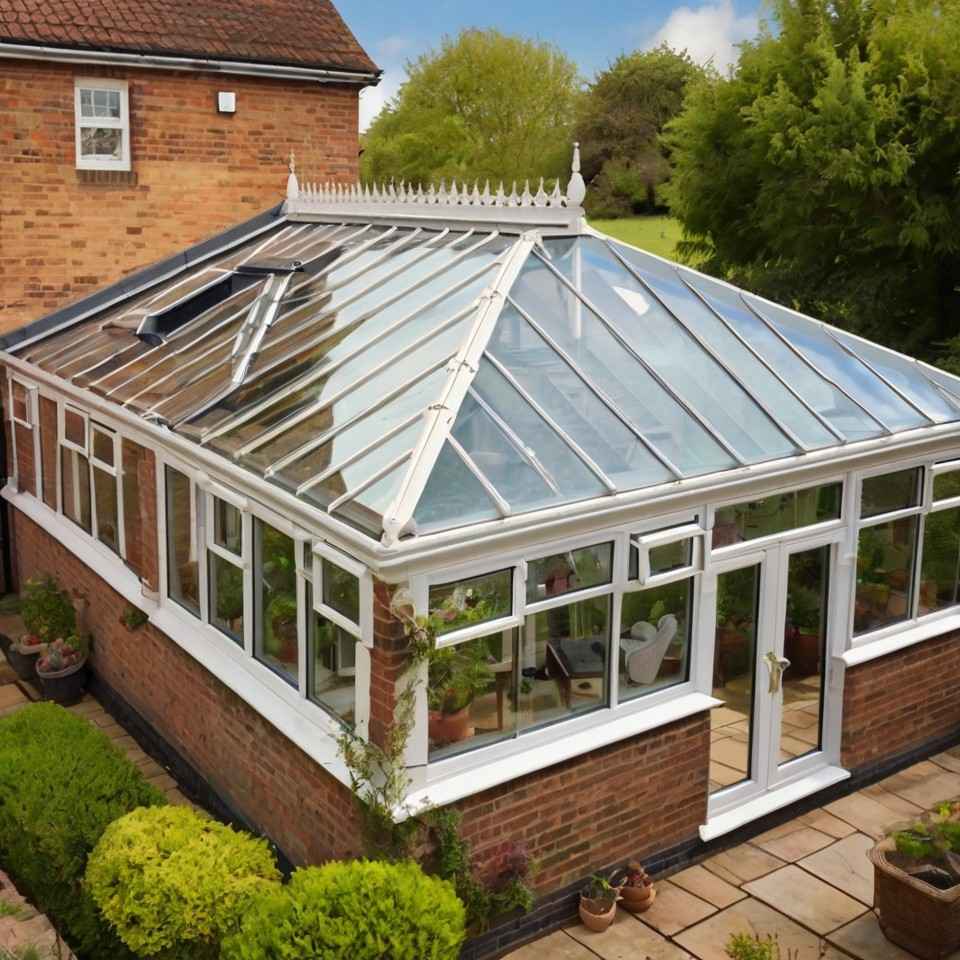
[0,0,379,76]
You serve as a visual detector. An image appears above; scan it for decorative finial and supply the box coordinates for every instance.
[286,150,299,201]
[566,141,586,207]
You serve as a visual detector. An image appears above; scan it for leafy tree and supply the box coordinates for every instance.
[576,45,706,217]
[362,29,580,187]
[665,0,960,362]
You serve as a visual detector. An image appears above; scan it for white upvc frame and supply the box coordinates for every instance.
[74,78,131,171]
[631,522,704,586]
[89,421,126,558]
[7,375,40,495]
[203,486,251,650]
[311,540,373,646]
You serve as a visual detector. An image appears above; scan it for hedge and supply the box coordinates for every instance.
[0,703,166,958]
[222,860,466,960]
[86,805,281,959]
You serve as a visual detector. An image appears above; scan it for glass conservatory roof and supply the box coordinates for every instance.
[13,215,960,544]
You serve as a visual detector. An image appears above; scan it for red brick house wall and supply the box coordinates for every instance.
[0,59,361,327]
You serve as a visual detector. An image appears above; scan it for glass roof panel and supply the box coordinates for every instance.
[610,242,838,450]
[509,253,734,476]
[685,272,884,441]
[547,238,797,464]
[332,459,410,536]
[916,362,960,406]
[412,442,500,535]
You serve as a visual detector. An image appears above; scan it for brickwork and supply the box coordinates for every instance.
[842,629,960,770]
[38,397,57,510]
[368,578,407,749]
[1,58,361,326]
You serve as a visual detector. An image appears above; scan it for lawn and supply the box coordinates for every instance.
[588,215,685,261]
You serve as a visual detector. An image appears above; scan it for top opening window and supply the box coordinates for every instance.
[933,461,960,502]
[860,468,921,518]
[75,79,130,171]
[527,543,613,604]
[430,569,512,636]
[10,380,35,428]
[630,523,702,584]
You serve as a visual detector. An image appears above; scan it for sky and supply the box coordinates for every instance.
[341,0,763,130]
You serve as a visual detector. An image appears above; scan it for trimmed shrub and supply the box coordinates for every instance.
[222,859,466,960]
[0,702,165,958]
[86,805,281,959]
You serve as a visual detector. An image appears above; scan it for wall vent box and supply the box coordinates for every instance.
[217,92,236,113]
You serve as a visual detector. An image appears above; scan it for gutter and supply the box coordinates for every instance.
[0,40,381,86]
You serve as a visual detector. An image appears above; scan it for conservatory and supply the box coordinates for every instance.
[4,148,960,880]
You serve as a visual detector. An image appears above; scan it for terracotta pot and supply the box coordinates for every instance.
[620,883,656,913]
[36,657,88,706]
[428,707,474,745]
[578,896,617,932]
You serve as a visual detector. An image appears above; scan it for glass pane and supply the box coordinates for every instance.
[213,497,242,555]
[854,515,918,634]
[308,605,356,725]
[860,468,921,518]
[619,578,692,703]
[64,408,85,447]
[410,441,500,535]
[526,542,612,603]
[11,382,28,423]
[209,553,244,644]
[80,128,122,159]
[165,467,199,616]
[934,469,960,502]
[781,546,829,765]
[253,519,298,686]
[93,466,119,555]
[919,507,960,615]
[122,440,142,578]
[519,595,610,730]
[92,428,114,466]
[509,254,734,477]
[611,243,838,449]
[711,565,760,794]
[80,89,93,116]
[545,238,797,464]
[322,558,360,624]
[60,447,91,533]
[713,483,842,548]
[429,569,512,636]
[650,539,692,576]
[428,629,518,760]
[40,405,56,510]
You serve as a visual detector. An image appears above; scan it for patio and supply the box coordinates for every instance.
[506,747,960,960]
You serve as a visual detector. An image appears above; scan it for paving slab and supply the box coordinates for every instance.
[675,897,849,960]
[703,845,786,885]
[668,865,746,909]
[825,792,919,839]
[798,832,874,906]
[636,881,715,937]
[754,826,834,862]
[567,911,692,960]
[931,749,960,775]
[798,808,857,839]
[877,760,960,810]
[743,864,867,934]
[504,930,598,960]
[826,912,917,960]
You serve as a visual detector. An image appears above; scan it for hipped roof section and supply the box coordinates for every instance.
[10,179,960,547]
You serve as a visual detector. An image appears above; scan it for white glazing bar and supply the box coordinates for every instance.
[605,242,808,453]
[467,386,560,494]
[241,223,312,262]
[278,222,368,260]
[506,295,685,478]
[677,273,847,443]
[281,223,376,274]
[739,295,893,435]
[534,250,749,465]
[327,449,412,514]
[447,434,511,516]
[484,350,617,493]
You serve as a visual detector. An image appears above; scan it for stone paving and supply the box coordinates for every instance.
[506,747,960,960]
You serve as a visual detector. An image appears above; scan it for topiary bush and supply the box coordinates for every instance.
[222,859,466,960]
[0,702,165,959]
[86,805,282,959]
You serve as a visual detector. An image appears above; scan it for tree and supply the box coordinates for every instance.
[361,29,580,188]
[665,0,960,362]
[576,45,706,217]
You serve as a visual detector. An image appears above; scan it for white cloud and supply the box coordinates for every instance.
[359,34,414,132]
[647,0,758,74]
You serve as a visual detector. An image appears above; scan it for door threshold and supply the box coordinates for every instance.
[700,765,850,842]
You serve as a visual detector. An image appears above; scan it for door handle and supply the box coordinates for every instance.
[763,651,791,694]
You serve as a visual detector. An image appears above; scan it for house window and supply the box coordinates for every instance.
[59,405,91,534]
[74,79,130,171]
[254,518,298,686]
[165,466,200,616]
[90,425,123,555]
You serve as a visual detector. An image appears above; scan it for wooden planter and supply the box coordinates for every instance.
[871,839,960,960]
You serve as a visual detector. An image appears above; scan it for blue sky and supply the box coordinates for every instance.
[342,0,762,129]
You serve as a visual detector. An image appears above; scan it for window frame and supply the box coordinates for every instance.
[630,522,704,587]
[7,376,41,495]
[89,422,126,558]
[74,78,131,172]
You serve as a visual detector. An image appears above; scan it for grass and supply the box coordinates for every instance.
[588,215,685,261]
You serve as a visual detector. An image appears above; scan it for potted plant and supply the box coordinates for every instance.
[7,575,76,682]
[578,873,620,932]
[618,860,655,913]
[871,800,960,959]
[267,594,298,663]
[427,641,494,746]
[36,634,89,704]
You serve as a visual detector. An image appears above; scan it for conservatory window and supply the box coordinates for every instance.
[59,405,91,534]
[429,568,513,638]
[253,518,298,686]
[165,466,200,616]
[629,523,702,585]
[74,79,130,171]
[932,462,960,502]
[9,379,34,429]
[90,424,123,556]
[526,543,612,603]
[206,494,247,646]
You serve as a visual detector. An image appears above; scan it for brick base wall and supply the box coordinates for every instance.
[841,630,960,771]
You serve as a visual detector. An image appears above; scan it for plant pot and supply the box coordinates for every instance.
[36,657,88,705]
[7,640,42,682]
[578,896,617,932]
[0,633,11,658]
[428,707,474,745]
[620,882,656,913]
[871,838,960,959]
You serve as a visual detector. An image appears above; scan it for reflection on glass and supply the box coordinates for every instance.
[64,408,86,447]
[254,520,297,685]
[11,382,28,423]
[713,483,841,548]
[780,546,829,766]
[933,468,960,502]
[92,428,114,466]
[308,605,356,725]
[81,128,122,158]
[526,543,612,603]
[619,578,691,703]
[61,447,91,533]
[165,467,199,615]
[860,468,921,518]
[710,565,759,794]
[213,497,243,555]
[122,441,142,577]
[854,516,918,634]
[209,553,244,644]
[919,507,960,614]
[519,596,610,730]
[429,569,512,635]
[428,630,518,760]
[411,442,499,534]
[322,558,360,624]
[650,539,693,576]
[93,466,119,555]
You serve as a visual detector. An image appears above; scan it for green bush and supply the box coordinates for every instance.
[222,860,466,960]
[86,805,281,959]
[0,703,165,959]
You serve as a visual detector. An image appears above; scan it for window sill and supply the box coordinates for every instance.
[841,612,960,668]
